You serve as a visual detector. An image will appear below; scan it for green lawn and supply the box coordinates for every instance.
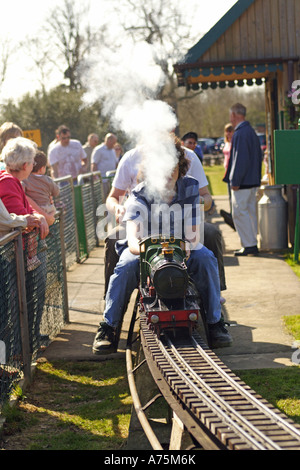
[204,165,228,196]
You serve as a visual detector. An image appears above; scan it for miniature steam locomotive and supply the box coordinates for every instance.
[138,236,202,335]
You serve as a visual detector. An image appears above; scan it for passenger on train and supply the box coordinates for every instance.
[103,135,226,299]
[92,138,232,354]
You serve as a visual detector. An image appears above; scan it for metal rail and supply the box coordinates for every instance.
[125,300,300,450]
[162,334,279,450]
[191,333,300,442]
[138,312,300,450]
[126,295,163,450]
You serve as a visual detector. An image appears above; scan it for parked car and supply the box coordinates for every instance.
[214,137,225,154]
[197,138,216,154]
[256,133,267,153]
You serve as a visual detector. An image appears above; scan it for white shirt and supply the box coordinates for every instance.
[112,146,208,194]
[91,144,117,181]
[49,139,86,179]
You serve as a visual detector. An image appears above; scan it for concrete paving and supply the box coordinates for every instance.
[42,195,300,370]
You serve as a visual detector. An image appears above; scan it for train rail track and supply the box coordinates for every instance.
[126,306,300,450]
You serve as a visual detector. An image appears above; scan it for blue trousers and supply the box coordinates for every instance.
[103,246,221,328]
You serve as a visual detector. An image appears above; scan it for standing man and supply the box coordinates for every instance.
[82,133,99,173]
[223,103,262,256]
[91,133,118,199]
[49,125,86,183]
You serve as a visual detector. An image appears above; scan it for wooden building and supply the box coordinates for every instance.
[174,0,300,183]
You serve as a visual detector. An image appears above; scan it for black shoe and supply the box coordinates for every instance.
[220,209,235,231]
[208,319,232,349]
[92,322,116,354]
[234,246,259,256]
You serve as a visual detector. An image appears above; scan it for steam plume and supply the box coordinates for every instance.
[83,41,178,199]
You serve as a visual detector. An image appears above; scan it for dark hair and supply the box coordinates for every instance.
[175,136,190,177]
[57,125,70,135]
[181,131,198,142]
[32,151,47,172]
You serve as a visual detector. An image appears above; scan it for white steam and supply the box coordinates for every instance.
[83,41,178,200]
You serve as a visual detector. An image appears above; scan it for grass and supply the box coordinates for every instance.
[235,368,300,424]
[1,359,132,450]
[205,166,300,426]
[1,166,299,449]
[285,251,300,279]
[203,164,228,196]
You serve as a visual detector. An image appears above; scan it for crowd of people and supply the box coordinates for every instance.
[0,101,262,356]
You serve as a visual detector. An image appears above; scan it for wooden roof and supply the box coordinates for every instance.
[175,0,300,87]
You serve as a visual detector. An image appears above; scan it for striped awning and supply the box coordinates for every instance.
[174,59,284,89]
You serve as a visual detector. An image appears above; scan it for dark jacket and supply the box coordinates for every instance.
[223,121,262,189]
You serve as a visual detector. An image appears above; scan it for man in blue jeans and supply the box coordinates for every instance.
[93,141,232,353]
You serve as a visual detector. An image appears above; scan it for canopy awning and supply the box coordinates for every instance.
[174,58,285,89]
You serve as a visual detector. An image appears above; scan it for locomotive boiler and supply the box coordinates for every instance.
[138,236,201,335]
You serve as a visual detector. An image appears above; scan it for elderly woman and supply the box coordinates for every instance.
[0,137,49,239]
[0,137,49,351]
[0,122,55,226]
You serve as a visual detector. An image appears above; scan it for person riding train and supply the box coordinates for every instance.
[92,138,232,353]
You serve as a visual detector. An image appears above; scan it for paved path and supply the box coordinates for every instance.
[43,195,300,370]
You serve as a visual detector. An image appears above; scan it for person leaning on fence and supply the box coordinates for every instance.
[0,137,49,270]
[0,137,49,349]
[0,137,49,239]
[0,198,40,238]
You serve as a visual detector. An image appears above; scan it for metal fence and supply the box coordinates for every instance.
[0,172,105,406]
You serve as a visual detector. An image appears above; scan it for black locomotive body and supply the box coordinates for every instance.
[138,235,201,335]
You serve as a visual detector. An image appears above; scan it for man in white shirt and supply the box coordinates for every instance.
[49,125,86,182]
[103,142,226,297]
[91,133,118,199]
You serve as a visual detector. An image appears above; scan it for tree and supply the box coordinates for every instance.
[44,0,105,90]
[110,0,202,112]
[0,87,108,151]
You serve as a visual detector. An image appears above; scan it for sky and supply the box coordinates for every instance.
[0,0,237,101]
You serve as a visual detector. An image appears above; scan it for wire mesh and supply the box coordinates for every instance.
[0,176,103,405]
[0,236,23,403]
[54,179,78,268]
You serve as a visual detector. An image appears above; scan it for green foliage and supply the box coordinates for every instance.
[236,368,300,424]
[1,360,132,450]
[204,165,228,195]
[0,87,110,152]
[283,315,300,341]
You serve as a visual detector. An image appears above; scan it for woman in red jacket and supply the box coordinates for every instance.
[0,137,49,351]
[0,137,49,240]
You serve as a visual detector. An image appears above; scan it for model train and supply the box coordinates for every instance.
[138,235,202,336]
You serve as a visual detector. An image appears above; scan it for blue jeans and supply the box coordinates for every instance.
[103,246,221,328]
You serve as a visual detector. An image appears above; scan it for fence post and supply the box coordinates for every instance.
[14,230,31,384]
[58,210,70,324]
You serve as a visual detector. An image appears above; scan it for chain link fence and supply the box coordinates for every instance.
[0,172,106,406]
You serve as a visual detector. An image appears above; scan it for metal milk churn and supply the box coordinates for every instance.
[258,185,288,250]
